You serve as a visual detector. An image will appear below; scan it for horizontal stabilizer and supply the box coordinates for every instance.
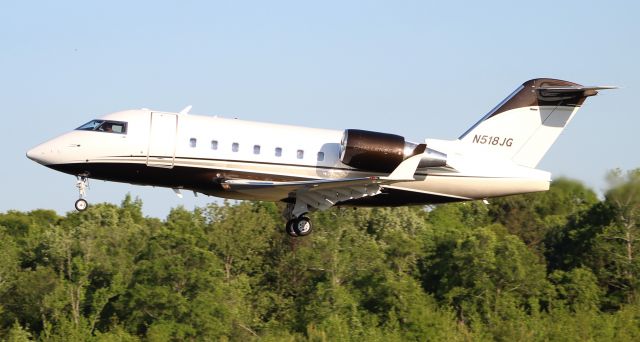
[537,85,618,98]
[537,85,618,92]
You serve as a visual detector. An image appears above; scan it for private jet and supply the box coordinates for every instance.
[26,78,614,236]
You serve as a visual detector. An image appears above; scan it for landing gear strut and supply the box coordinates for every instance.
[283,202,313,237]
[75,175,89,211]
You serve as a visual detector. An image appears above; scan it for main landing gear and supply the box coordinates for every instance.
[283,202,313,237]
[75,175,89,211]
[285,216,312,237]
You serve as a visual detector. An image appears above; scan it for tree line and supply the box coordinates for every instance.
[1,169,639,341]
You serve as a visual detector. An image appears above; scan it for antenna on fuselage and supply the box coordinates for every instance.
[179,105,192,115]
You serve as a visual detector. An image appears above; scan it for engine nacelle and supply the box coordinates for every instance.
[340,129,448,172]
[340,129,418,173]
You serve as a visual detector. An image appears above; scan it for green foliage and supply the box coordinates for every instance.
[489,178,597,250]
[4,321,33,342]
[1,171,640,340]
[549,267,602,311]
[546,170,640,309]
[421,222,551,330]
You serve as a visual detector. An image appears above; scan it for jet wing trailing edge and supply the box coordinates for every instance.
[221,149,427,216]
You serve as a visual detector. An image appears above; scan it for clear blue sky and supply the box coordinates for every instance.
[2,1,638,218]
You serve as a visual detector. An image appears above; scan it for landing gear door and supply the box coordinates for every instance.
[147,112,178,168]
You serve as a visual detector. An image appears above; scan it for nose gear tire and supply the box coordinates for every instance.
[75,199,88,211]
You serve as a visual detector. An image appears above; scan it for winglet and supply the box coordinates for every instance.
[179,105,192,115]
[172,188,183,198]
[386,144,426,180]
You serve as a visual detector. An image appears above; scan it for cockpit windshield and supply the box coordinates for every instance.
[76,120,127,134]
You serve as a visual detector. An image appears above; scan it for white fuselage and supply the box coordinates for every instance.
[27,109,551,205]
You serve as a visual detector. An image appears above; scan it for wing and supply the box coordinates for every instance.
[223,176,390,209]
[221,149,425,214]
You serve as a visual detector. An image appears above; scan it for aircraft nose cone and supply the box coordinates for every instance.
[26,145,48,165]
[26,147,40,163]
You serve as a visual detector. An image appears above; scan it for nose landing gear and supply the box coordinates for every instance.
[75,198,88,211]
[74,175,89,211]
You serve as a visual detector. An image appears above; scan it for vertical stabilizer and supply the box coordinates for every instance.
[459,78,613,168]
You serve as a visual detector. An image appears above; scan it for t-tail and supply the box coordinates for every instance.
[458,78,615,168]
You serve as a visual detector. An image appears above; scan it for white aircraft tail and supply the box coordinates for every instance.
[458,78,614,168]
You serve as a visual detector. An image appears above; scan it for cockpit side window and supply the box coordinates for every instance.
[99,121,126,133]
[76,120,127,134]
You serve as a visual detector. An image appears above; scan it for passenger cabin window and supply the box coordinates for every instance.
[317,152,325,161]
[253,145,261,154]
[189,138,197,148]
[275,147,282,157]
[297,150,304,159]
[232,142,239,152]
[211,140,218,150]
[76,120,127,134]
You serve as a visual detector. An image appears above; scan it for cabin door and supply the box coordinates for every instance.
[147,112,178,168]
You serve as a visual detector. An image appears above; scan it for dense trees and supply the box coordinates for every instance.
[1,171,640,341]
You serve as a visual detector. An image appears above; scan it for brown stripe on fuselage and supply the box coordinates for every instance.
[47,162,462,206]
[47,162,308,193]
